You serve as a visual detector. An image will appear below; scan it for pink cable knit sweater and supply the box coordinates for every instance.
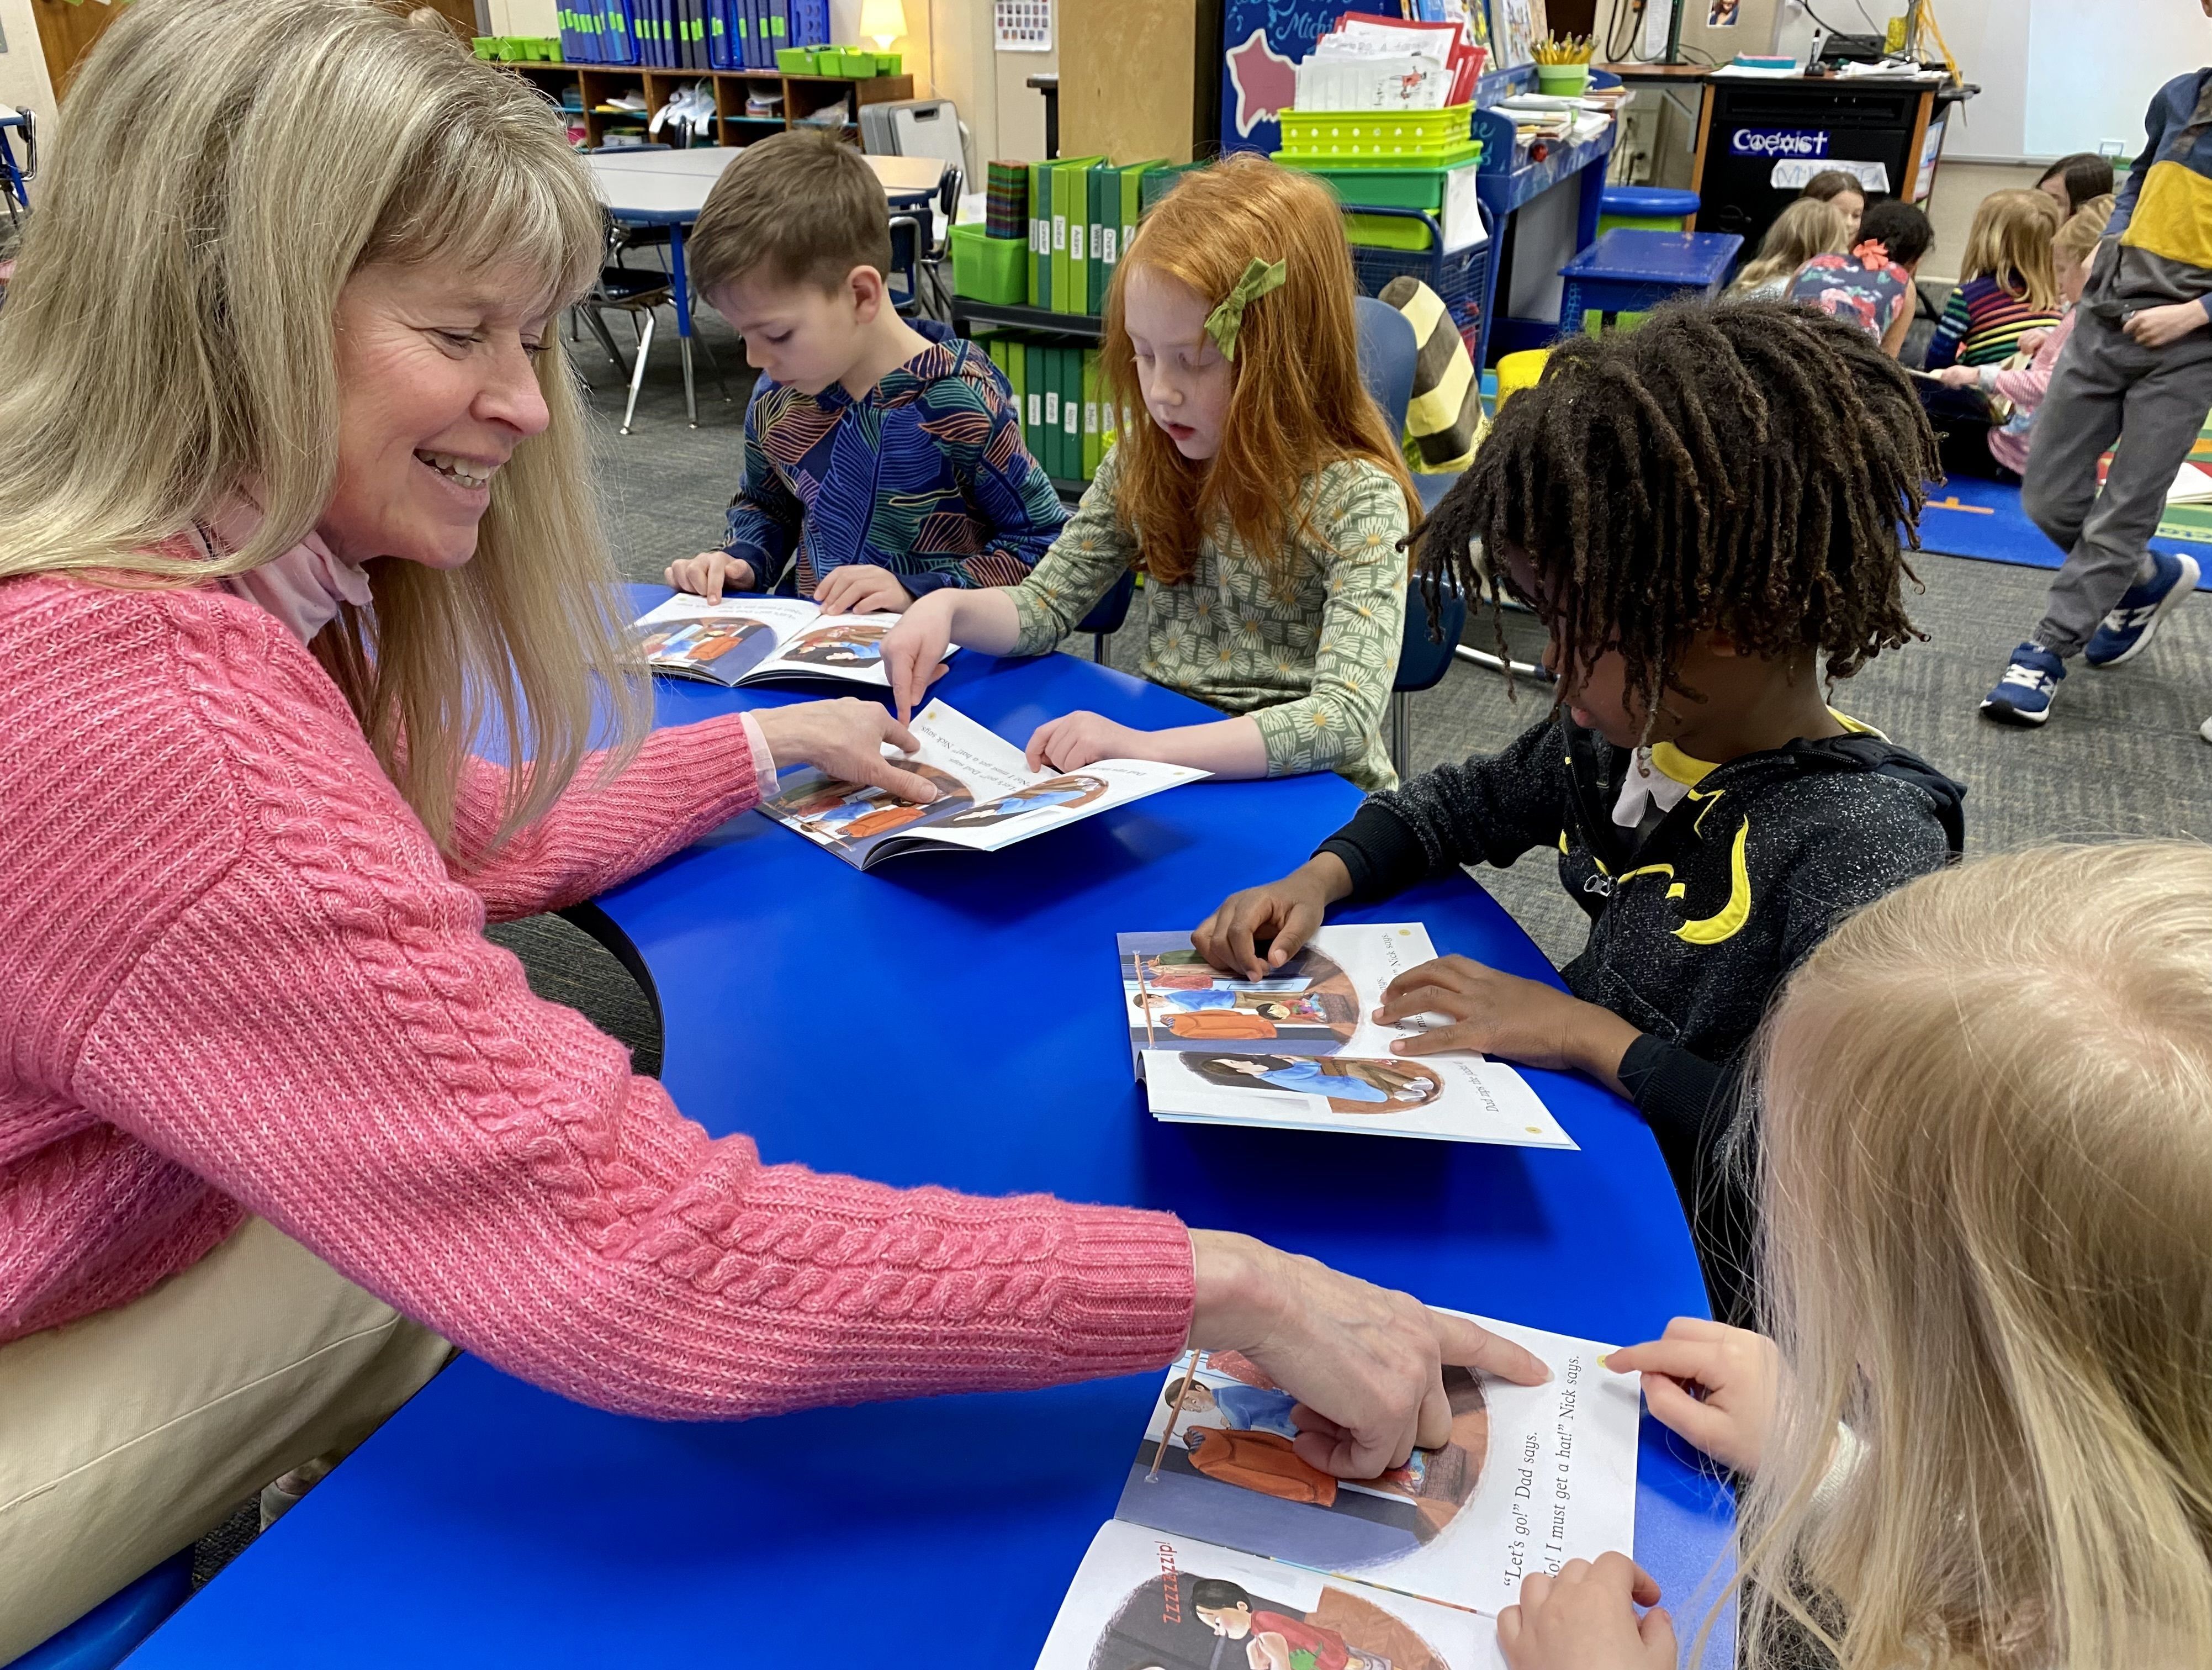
[0,574,1193,1415]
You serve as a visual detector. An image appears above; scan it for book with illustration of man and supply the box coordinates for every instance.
[631,593,945,690]
[1115,927,1573,1149]
[1034,1314,1641,1670]
[761,700,1207,869]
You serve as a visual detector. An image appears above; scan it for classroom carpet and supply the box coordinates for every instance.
[189,304,2212,1592]
[1917,419,2212,590]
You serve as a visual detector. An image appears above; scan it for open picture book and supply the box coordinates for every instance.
[631,594,939,690]
[760,700,1208,870]
[1035,1315,1639,1670]
[1116,927,1572,1149]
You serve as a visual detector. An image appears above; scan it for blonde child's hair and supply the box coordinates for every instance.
[1102,154,1416,592]
[2054,195,2116,269]
[1729,197,1849,295]
[1725,842,2212,1670]
[1961,187,2064,310]
[0,0,648,859]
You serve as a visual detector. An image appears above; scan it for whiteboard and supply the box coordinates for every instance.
[1936,0,2212,163]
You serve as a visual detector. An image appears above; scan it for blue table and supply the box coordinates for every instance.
[132,595,1731,1666]
[1558,228,1745,336]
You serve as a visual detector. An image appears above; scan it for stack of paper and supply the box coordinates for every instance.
[1295,10,1488,111]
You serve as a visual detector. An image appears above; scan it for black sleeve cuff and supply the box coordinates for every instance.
[1314,801,1431,903]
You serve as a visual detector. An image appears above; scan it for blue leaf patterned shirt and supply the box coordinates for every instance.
[720,321,1067,598]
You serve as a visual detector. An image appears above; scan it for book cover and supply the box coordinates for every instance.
[631,594,950,690]
[1114,927,1573,1148]
[760,699,1208,870]
[1109,1313,1635,1618]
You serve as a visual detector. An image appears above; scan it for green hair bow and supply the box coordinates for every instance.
[1204,256,1288,362]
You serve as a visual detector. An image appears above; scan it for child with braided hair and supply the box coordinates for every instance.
[1195,304,1966,1325]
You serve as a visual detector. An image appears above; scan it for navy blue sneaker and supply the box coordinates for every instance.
[1981,641,2066,726]
[2083,549,2200,667]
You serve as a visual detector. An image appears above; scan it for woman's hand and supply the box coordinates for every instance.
[2125,300,2211,348]
[1025,710,1144,771]
[812,564,914,616]
[1187,1229,1549,1479]
[1605,1317,1780,1476]
[879,592,959,722]
[747,699,941,804]
[1497,1553,1672,1670]
[1193,855,1354,980]
[1934,364,1980,389]
[1374,956,1642,1092]
[665,549,754,601]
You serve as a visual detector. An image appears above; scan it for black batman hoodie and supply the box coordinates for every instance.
[1316,712,1966,1324]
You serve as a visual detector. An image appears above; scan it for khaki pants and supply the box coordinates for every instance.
[0,1218,453,1658]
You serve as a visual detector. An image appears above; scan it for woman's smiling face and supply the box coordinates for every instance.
[318,262,555,568]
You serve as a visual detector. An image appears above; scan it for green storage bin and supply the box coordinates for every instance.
[777,47,818,73]
[834,49,876,75]
[1276,105,1473,161]
[1345,213,1434,251]
[472,35,496,58]
[874,52,901,74]
[525,37,557,60]
[951,224,1028,304]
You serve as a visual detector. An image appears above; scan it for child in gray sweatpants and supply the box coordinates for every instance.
[1982,48,2212,730]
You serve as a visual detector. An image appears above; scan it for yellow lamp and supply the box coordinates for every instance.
[859,0,906,49]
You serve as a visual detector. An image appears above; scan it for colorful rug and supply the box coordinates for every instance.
[1916,420,2212,589]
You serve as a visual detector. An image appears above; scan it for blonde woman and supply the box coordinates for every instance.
[1726,196,1849,304]
[1498,843,2212,1669]
[0,1,1544,1651]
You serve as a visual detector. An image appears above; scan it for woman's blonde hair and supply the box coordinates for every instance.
[0,0,647,857]
[1961,187,2064,309]
[1730,197,1849,294]
[2054,194,2116,269]
[1725,843,2212,1669]
[1101,154,1416,591]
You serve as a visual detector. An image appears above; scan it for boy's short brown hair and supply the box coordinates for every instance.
[689,129,892,297]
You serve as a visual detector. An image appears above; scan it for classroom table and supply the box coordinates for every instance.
[131,592,1734,1666]
[584,148,944,425]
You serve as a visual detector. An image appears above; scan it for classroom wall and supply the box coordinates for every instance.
[1922,156,2042,285]
[0,0,58,134]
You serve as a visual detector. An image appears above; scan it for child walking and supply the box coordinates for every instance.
[1194,305,1965,1323]
[1933,197,2114,479]
[663,130,1065,614]
[1501,843,2212,1670]
[880,155,1418,790]
[1724,196,1847,304]
[1985,34,2212,727]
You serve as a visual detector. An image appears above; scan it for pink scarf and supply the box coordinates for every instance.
[198,500,373,644]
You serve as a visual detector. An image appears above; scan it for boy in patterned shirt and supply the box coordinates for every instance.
[665,130,1063,614]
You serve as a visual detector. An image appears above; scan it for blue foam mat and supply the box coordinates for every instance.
[1918,473,2212,590]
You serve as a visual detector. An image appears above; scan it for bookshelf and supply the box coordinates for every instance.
[507,62,914,150]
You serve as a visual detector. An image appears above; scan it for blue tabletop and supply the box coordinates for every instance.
[134,589,1731,1666]
[1561,228,1745,285]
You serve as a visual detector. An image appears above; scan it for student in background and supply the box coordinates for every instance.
[2038,149,2118,218]
[663,129,1064,613]
[881,155,1417,792]
[1499,844,2212,1670]
[1922,188,2065,372]
[1724,197,1848,304]
[1190,306,1965,1323]
[1786,200,1934,359]
[1933,196,2114,480]
[1983,39,2212,729]
[1797,168,1865,242]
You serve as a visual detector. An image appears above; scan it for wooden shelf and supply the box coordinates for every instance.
[505,62,912,150]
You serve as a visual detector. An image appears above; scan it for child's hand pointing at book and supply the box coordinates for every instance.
[1375,955,1642,1096]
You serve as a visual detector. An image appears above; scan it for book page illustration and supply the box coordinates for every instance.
[1138,1047,1572,1149]
[630,594,937,689]
[1036,1522,1500,1670]
[1110,1315,1637,1618]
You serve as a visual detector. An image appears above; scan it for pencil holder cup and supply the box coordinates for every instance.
[1535,63,1590,97]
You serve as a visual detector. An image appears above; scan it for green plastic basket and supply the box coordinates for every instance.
[950,223,1027,304]
[1276,105,1473,161]
[1283,154,1483,205]
[777,47,818,73]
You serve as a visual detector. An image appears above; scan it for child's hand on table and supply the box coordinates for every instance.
[664,550,754,601]
[748,699,941,804]
[879,593,959,721]
[1606,1317,1780,1476]
[812,564,915,616]
[1496,1552,1673,1670]
[1373,956,1642,1093]
[2125,301,2212,347]
[1025,710,1144,770]
[1194,855,1354,979]
[1934,364,1981,389]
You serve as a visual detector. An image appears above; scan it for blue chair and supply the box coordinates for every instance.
[1393,577,1469,779]
[6,1551,193,1670]
[1077,568,1136,666]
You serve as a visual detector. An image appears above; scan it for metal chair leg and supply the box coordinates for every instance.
[679,332,698,427]
[581,305,629,376]
[1390,690,1409,781]
[692,316,733,403]
[620,310,656,435]
[1093,631,1109,666]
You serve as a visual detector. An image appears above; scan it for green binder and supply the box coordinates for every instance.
[1028,162,1051,309]
[1082,350,1102,479]
[1062,347,1083,478]
[1118,161,1163,277]
[1041,346,1062,480]
[1015,340,1036,463]
[1051,155,1103,319]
